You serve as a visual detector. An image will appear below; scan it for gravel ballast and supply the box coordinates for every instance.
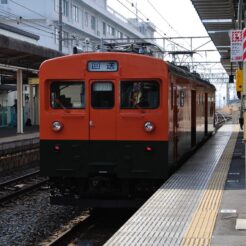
[0,190,86,246]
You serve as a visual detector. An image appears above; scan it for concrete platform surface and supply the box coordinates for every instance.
[105,125,240,246]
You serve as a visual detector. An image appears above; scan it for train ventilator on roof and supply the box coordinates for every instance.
[236,69,243,99]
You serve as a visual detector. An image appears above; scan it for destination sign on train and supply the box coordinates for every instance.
[88,61,118,72]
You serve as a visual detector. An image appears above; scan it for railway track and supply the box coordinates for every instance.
[43,213,90,246]
[41,209,136,246]
[215,111,232,129]
[0,170,48,204]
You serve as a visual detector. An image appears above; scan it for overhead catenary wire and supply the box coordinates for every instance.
[1,1,84,44]
[9,0,47,19]
[0,8,54,36]
[0,12,54,39]
[122,0,192,50]
[146,0,183,38]
[114,0,190,51]
[126,0,183,39]
[1,0,59,38]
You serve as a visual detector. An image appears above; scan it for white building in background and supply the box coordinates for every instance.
[0,0,156,53]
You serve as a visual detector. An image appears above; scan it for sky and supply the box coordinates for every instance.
[107,0,207,35]
[107,0,236,104]
[107,0,216,52]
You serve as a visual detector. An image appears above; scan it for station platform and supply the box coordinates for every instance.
[0,126,39,172]
[0,125,39,139]
[105,124,246,246]
[0,125,39,145]
[0,125,39,154]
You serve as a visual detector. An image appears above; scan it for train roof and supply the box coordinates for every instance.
[103,42,163,55]
[167,62,216,90]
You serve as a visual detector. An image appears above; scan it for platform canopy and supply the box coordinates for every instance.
[0,33,63,84]
[191,0,245,75]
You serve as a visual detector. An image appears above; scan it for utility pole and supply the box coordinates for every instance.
[58,0,62,52]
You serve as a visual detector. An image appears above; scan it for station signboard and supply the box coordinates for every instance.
[230,30,243,62]
[28,77,39,85]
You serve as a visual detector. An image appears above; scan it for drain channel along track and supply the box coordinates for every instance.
[43,213,90,246]
[0,170,48,204]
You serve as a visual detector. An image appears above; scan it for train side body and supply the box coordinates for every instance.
[39,52,215,207]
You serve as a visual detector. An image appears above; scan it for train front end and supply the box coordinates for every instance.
[39,52,169,207]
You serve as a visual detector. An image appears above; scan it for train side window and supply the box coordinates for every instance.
[120,81,159,109]
[50,81,85,109]
[171,83,173,110]
[179,90,185,107]
[91,82,114,108]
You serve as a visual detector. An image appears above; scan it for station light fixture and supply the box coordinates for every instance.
[217,46,230,48]
[202,19,233,23]
[217,50,229,53]
[208,30,231,34]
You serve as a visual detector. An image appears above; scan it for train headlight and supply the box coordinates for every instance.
[144,121,155,132]
[52,121,63,132]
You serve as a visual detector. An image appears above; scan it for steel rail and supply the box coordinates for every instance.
[0,170,40,188]
[0,177,48,204]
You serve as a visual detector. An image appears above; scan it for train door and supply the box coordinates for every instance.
[89,80,117,163]
[191,90,196,147]
[205,93,208,135]
[173,85,178,160]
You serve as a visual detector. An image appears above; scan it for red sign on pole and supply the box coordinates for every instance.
[231,30,243,62]
[243,29,246,62]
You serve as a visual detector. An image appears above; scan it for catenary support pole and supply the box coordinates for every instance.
[29,84,34,125]
[58,0,62,52]
[16,69,23,133]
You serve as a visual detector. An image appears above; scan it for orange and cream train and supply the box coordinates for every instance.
[39,52,215,208]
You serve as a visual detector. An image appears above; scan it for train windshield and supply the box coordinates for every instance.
[120,81,159,109]
[50,81,85,109]
[91,81,114,109]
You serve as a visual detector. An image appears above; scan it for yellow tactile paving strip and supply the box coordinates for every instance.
[181,125,239,246]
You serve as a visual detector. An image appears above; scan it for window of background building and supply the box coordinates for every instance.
[1,0,8,4]
[106,24,110,34]
[91,15,96,30]
[72,5,79,22]
[116,30,121,38]
[81,11,83,28]
[54,0,68,17]
[111,27,115,36]
[85,12,88,27]
[62,0,68,16]
[54,28,59,44]
[62,31,69,47]
[103,22,106,35]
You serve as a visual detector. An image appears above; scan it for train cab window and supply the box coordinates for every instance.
[120,81,159,109]
[50,81,85,109]
[91,82,114,108]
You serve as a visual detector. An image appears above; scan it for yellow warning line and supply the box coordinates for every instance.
[181,126,239,246]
